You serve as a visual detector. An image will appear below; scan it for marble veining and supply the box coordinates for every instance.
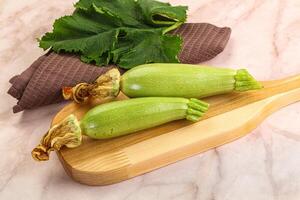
[1,0,300,199]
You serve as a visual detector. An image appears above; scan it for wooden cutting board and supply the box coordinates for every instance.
[52,75,300,186]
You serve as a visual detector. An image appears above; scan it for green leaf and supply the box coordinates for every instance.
[39,9,120,65]
[117,29,182,68]
[76,0,147,28]
[39,0,187,68]
[137,0,187,26]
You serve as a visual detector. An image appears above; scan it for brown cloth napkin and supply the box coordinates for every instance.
[8,23,231,113]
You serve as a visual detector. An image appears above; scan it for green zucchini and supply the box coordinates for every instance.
[121,63,262,98]
[63,63,262,103]
[32,97,209,161]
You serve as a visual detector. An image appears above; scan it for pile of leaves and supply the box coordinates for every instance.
[39,0,187,69]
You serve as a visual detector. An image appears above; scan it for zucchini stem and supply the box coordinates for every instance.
[31,115,82,161]
[234,69,263,91]
[186,98,209,122]
[162,22,183,34]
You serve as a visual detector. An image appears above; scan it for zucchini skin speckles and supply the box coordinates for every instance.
[80,97,209,139]
[121,63,262,98]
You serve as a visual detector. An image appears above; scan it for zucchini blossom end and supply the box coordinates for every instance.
[32,114,82,161]
[62,68,121,104]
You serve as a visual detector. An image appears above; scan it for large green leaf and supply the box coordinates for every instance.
[39,0,187,68]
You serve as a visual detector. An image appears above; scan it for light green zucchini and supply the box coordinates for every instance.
[121,63,262,98]
[32,97,209,161]
[63,63,262,103]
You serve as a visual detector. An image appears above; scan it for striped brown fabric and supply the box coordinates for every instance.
[10,53,118,113]
[8,23,231,113]
[174,23,231,64]
[8,54,47,100]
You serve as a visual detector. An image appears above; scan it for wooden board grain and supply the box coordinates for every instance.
[52,75,300,185]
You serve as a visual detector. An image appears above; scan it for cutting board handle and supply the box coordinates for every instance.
[265,74,300,87]
[203,74,300,119]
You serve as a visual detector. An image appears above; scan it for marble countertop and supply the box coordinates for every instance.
[1,0,300,199]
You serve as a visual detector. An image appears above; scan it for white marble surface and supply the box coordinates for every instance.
[1,0,300,199]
